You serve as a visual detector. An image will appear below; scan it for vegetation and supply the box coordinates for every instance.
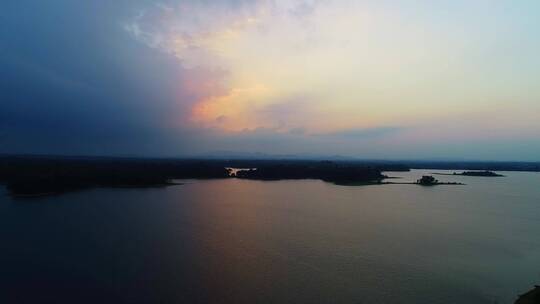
[235,162,385,184]
[0,156,229,197]
[416,175,439,186]
[0,157,394,197]
[0,155,516,197]
[456,170,504,177]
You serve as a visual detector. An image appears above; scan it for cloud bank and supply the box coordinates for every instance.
[1,0,539,160]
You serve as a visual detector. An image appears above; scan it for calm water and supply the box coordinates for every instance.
[1,170,539,304]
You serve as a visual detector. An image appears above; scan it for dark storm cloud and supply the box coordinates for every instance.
[0,0,227,155]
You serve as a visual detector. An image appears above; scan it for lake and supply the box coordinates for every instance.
[1,169,539,303]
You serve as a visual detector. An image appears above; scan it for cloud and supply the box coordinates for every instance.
[288,0,319,18]
[123,0,268,68]
[0,0,225,155]
[1,0,539,160]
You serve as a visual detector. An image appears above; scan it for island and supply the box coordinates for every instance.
[417,175,439,186]
[458,170,504,177]
[415,175,464,186]
[234,162,386,185]
[433,170,504,177]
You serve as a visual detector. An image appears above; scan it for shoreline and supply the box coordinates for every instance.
[4,177,468,198]
[334,181,465,186]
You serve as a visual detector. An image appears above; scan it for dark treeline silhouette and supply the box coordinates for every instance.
[417,175,439,186]
[433,170,505,177]
[458,170,504,177]
[1,155,537,197]
[235,162,386,184]
[0,156,401,197]
[415,175,463,186]
[0,156,229,197]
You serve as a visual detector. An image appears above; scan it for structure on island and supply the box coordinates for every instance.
[515,285,540,304]
[416,175,439,186]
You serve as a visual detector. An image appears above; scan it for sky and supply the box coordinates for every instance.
[1,0,539,160]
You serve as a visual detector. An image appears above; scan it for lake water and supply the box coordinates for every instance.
[1,170,539,304]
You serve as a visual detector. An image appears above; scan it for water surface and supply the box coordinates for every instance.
[1,170,539,303]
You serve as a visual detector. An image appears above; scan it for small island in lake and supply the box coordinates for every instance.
[433,170,504,177]
[458,170,504,177]
[417,175,439,186]
[416,175,464,186]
